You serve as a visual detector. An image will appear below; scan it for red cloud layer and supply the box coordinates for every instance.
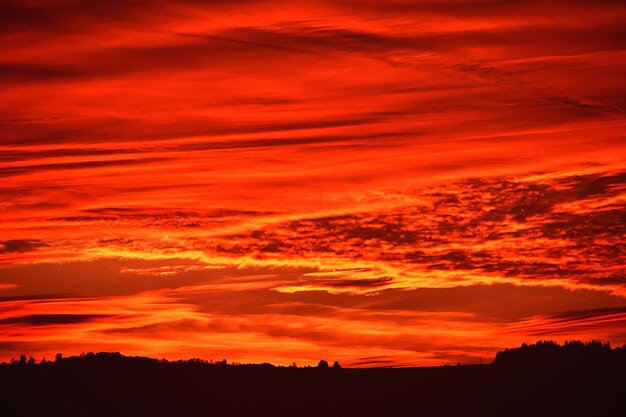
[1,0,625,365]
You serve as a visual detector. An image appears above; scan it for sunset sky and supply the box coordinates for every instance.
[1,0,625,367]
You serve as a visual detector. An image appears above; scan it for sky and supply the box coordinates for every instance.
[1,0,625,367]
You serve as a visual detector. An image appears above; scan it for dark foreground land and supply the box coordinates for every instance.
[1,341,625,417]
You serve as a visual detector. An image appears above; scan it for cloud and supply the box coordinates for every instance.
[513,307,626,337]
[0,240,48,254]
[0,157,172,177]
[0,268,624,366]
[0,0,265,33]
[0,314,113,326]
[549,306,626,322]
[3,168,623,295]
[169,168,622,294]
[0,111,405,146]
[1,0,625,366]
[331,0,626,17]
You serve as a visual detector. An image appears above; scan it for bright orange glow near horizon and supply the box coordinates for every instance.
[1,0,625,366]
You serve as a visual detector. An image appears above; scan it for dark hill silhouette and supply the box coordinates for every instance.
[1,341,625,417]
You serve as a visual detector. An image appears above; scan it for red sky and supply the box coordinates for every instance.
[1,0,625,366]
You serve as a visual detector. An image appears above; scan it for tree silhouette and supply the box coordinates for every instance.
[492,340,620,368]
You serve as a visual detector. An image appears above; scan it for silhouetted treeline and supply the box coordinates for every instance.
[493,340,626,368]
[1,341,624,417]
